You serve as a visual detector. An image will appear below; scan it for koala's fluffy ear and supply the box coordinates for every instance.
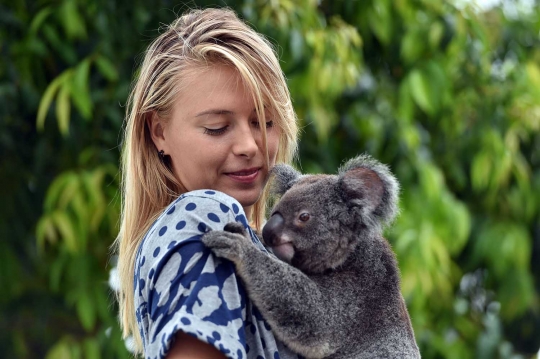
[270,164,303,196]
[338,154,399,225]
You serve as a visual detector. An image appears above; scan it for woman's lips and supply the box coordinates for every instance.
[225,168,260,183]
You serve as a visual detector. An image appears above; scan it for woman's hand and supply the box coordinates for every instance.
[166,332,227,359]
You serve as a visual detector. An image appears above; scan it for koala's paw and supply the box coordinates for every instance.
[224,222,247,236]
[202,227,250,263]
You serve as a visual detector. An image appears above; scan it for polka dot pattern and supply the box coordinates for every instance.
[133,190,298,359]
[159,226,167,236]
[236,214,248,227]
[207,213,220,223]
[176,221,186,230]
[139,278,145,291]
[198,222,208,233]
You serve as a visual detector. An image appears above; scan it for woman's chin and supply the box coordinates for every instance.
[228,189,262,211]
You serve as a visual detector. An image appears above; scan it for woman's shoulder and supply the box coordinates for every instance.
[159,189,249,229]
[139,190,250,257]
[170,190,246,217]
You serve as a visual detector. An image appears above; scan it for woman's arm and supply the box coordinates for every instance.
[166,333,227,359]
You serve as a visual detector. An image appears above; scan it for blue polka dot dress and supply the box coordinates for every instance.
[134,190,301,359]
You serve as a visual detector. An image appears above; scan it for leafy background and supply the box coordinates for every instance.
[1,0,539,358]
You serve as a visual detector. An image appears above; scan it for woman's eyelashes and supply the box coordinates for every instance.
[252,120,274,129]
[203,120,274,136]
[204,126,228,136]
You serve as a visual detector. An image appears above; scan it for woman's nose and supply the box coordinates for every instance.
[232,124,259,158]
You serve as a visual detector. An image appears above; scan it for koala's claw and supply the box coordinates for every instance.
[202,230,248,263]
[224,222,247,235]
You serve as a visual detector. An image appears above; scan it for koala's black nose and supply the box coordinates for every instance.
[262,213,284,246]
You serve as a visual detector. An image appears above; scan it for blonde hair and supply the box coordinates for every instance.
[114,7,298,354]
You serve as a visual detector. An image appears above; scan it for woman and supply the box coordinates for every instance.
[115,7,299,359]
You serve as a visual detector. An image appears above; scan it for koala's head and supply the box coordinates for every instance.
[262,154,399,274]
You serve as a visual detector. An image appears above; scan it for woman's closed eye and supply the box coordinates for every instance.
[251,120,274,129]
[204,126,229,136]
[203,120,273,136]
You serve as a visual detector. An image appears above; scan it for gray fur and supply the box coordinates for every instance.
[338,154,400,226]
[270,163,304,196]
[202,155,420,358]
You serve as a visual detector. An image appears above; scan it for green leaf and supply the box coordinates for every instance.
[76,292,96,331]
[71,194,89,250]
[309,102,336,141]
[49,255,66,292]
[42,24,77,64]
[58,176,81,211]
[83,338,100,359]
[56,81,72,136]
[72,58,92,120]
[473,221,531,279]
[424,61,446,106]
[401,29,424,64]
[429,21,444,49]
[471,151,492,191]
[368,0,392,45]
[498,269,535,319]
[490,148,512,191]
[526,62,540,83]
[37,73,67,131]
[45,340,71,359]
[289,29,304,61]
[29,6,54,36]
[418,162,443,200]
[449,202,471,253]
[86,169,108,231]
[36,216,57,252]
[397,81,414,122]
[44,171,77,211]
[84,170,103,207]
[408,69,434,115]
[61,0,87,40]
[52,211,78,253]
[95,55,118,82]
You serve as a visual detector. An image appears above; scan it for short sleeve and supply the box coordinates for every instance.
[134,190,264,359]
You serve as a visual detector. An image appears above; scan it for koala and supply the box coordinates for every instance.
[202,155,420,358]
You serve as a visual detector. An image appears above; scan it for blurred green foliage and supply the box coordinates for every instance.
[1,0,539,358]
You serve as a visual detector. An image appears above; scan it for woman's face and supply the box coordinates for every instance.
[149,64,280,215]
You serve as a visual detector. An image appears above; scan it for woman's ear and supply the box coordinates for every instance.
[146,112,167,152]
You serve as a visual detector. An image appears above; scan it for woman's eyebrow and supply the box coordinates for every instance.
[195,108,257,117]
[195,109,234,117]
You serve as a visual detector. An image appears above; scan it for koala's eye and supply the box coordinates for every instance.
[298,213,310,222]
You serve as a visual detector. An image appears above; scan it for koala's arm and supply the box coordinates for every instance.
[202,223,336,358]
